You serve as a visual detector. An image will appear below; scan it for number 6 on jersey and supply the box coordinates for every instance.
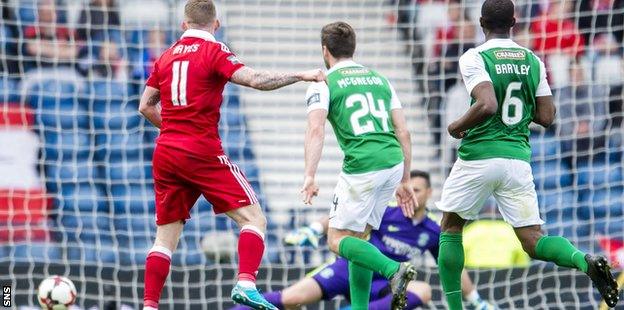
[502,82,522,125]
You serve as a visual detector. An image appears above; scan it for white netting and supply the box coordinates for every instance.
[0,0,622,309]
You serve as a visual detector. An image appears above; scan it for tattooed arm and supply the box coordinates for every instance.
[139,86,162,128]
[230,66,325,91]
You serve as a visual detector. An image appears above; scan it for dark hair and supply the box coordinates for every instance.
[185,0,216,26]
[410,170,431,188]
[321,21,356,59]
[480,0,515,33]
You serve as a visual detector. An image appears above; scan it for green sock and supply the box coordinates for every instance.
[535,236,588,272]
[338,236,400,279]
[348,261,373,310]
[438,232,464,310]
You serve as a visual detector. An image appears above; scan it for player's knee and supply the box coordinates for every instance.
[249,213,267,231]
[515,227,543,258]
[326,235,342,254]
[440,213,465,233]
[280,290,305,307]
[281,284,319,307]
[407,281,432,304]
[231,204,267,231]
[520,239,539,258]
[154,220,184,250]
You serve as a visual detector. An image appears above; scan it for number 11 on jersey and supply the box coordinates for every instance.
[171,61,190,106]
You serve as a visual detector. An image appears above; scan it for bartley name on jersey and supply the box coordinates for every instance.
[494,63,530,75]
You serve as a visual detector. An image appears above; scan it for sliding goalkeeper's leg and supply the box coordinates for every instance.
[143,221,184,310]
[328,231,416,310]
[516,225,619,308]
[228,276,326,310]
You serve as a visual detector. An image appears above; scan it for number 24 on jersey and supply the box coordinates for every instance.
[346,92,390,135]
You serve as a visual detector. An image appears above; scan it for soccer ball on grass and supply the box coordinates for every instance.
[37,275,77,310]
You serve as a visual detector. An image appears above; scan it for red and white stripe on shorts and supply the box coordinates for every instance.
[217,155,258,205]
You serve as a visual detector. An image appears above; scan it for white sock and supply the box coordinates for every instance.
[466,289,481,303]
[237,280,256,288]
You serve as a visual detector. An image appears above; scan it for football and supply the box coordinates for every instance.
[37,276,77,310]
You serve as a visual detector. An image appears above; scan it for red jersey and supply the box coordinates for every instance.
[530,15,585,58]
[146,29,244,155]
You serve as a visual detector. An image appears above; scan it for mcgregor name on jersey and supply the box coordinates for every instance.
[494,63,530,75]
[336,76,384,88]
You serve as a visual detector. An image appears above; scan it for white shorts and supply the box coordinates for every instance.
[435,158,544,228]
[329,163,404,232]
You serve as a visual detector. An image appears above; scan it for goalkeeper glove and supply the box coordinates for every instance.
[470,298,499,310]
[283,225,323,249]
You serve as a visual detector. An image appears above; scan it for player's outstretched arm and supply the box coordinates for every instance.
[300,109,327,205]
[447,81,498,139]
[139,86,162,128]
[533,95,556,128]
[230,66,325,91]
[391,108,417,217]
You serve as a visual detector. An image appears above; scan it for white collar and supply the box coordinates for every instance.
[327,60,362,74]
[181,29,216,42]
[476,38,522,51]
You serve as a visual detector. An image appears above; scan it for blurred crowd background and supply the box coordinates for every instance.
[0,0,622,308]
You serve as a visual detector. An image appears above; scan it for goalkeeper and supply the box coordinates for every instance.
[230,170,498,310]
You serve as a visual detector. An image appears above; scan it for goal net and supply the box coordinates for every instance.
[0,0,622,309]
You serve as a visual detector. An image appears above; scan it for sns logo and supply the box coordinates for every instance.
[2,285,10,307]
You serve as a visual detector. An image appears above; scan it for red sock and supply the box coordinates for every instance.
[238,225,265,283]
[143,246,172,308]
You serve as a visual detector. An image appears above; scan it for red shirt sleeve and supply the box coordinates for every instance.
[145,59,160,89]
[24,26,37,39]
[210,42,245,79]
[56,27,73,41]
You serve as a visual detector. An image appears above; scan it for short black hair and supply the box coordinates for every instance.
[410,170,430,188]
[321,21,356,59]
[480,0,515,33]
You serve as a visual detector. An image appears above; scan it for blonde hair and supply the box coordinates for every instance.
[184,0,216,27]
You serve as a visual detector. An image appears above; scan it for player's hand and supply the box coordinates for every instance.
[299,69,326,83]
[448,122,466,139]
[395,181,417,218]
[300,176,319,205]
[283,226,322,248]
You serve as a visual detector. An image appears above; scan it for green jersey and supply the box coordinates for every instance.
[305,61,403,174]
[458,39,552,162]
